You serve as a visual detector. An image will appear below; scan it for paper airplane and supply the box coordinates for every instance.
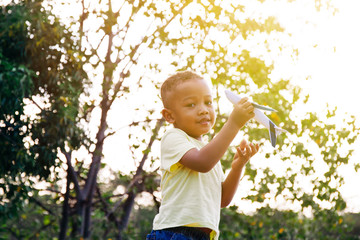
[225,90,287,147]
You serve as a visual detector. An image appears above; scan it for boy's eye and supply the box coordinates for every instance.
[206,101,212,105]
[186,103,195,107]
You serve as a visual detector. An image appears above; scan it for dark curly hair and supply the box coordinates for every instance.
[160,71,203,108]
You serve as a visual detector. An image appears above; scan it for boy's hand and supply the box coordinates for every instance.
[232,139,259,170]
[229,97,255,128]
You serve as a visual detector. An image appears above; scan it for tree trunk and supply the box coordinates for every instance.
[58,172,70,240]
[117,192,136,239]
[117,118,165,237]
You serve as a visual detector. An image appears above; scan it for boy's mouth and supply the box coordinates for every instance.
[198,118,211,125]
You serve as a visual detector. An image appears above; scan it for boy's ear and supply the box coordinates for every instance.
[162,108,175,123]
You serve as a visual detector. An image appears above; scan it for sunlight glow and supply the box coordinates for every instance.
[23,0,360,213]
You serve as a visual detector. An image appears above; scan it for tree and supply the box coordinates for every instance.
[0,51,34,221]
[0,0,87,226]
[65,0,358,238]
[50,0,290,238]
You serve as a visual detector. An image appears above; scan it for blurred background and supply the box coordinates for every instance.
[1,0,359,239]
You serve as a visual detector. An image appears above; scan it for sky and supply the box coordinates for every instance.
[231,0,360,213]
[275,0,360,114]
[97,0,360,213]
[77,0,360,213]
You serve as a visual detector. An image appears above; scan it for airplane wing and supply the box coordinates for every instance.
[225,90,276,112]
[269,120,277,147]
[225,90,287,147]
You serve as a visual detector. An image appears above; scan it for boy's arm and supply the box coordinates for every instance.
[221,141,259,208]
[179,98,254,173]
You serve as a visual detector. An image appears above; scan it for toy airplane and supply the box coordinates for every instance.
[225,90,287,147]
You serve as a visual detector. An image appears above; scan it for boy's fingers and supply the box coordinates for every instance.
[238,98,253,108]
[245,144,252,156]
[236,147,243,157]
[237,141,259,158]
[245,105,254,113]
[250,143,256,156]
[251,142,256,149]
[243,101,254,111]
[250,143,259,156]
[240,139,247,149]
[243,101,252,108]
[239,97,248,104]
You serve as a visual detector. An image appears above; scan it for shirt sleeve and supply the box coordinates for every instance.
[161,129,198,172]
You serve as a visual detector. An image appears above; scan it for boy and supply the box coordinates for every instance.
[147,71,259,240]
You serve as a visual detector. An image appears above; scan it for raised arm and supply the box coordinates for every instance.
[179,98,254,173]
[221,140,259,207]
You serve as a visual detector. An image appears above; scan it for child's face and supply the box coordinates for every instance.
[164,78,215,140]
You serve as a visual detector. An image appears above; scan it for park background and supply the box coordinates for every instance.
[1,0,360,239]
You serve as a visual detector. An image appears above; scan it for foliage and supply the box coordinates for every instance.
[0,191,60,239]
[0,0,87,222]
[2,194,360,239]
[219,206,360,240]
[0,51,35,221]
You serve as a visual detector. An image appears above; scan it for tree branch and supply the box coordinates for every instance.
[62,150,83,200]
[28,219,57,240]
[58,172,71,240]
[29,96,43,111]
[29,196,55,216]
[95,186,121,230]
[136,117,164,175]
[105,117,165,235]
[103,118,158,140]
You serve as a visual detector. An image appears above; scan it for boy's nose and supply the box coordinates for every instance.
[198,105,209,115]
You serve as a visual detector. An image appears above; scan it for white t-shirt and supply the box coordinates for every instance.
[153,128,225,240]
